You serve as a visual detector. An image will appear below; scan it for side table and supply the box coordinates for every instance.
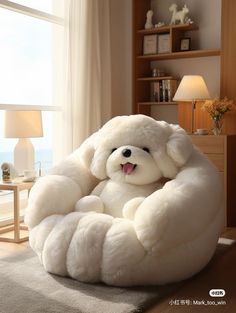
[0,180,34,243]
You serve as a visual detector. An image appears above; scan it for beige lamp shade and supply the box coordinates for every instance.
[4,110,43,138]
[173,75,210,101]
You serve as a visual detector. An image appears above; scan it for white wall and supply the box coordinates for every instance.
[110,0,132,117]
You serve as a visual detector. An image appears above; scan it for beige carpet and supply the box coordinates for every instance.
[0,248,182,313]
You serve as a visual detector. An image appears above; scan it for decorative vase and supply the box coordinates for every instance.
[212,117,223,135]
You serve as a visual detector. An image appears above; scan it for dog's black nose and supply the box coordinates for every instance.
[122,148,132,158]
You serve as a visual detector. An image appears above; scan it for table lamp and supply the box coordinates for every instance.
[4,110,43,174]
[173,75,210,133]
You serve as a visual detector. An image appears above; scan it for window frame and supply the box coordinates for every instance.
[0,0,64,25]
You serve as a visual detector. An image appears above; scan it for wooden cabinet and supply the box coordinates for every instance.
[190,135,236,227]
[133,0,220,117]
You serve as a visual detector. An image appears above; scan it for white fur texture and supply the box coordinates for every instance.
[25,115,224,286]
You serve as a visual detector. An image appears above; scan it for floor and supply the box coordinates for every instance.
[147,227,236,313]
[0,228,235,313]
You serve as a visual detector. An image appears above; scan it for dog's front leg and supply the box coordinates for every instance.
[74,180,107,213]
[75,195,104,213]
[123,197,145,220]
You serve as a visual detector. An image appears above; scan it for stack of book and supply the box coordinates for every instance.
[151,79,178,103]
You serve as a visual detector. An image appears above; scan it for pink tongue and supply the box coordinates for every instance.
[122,163,135,175]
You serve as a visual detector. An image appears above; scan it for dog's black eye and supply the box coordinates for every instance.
[111,148,117,154]
[143,147,150,153]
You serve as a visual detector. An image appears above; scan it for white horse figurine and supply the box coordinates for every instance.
[169,4,189,25]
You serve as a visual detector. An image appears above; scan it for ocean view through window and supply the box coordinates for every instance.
[0,149,53,172]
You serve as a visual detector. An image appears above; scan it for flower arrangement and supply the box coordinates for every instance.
[202,97,235,135]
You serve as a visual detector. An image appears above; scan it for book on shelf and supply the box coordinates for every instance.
[150,79,178,103]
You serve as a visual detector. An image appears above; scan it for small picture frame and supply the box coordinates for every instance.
[143,35,158,55]
[180,38,191,51]
[157,34,170,54]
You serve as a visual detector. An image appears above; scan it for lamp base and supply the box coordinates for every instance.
[14,138,35,175]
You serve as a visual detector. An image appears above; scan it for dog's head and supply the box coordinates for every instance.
[79,115,193,185]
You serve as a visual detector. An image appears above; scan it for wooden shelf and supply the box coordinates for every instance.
[137,23,198,35]
[138,102,177,106]
[138,49,221,61]
[137,76,174,81]
[132,0,223,118]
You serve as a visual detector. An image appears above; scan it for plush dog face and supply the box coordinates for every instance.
[106,145,162,185]
[80,115,193,184]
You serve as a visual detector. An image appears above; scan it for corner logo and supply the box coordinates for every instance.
[209,289,226,297]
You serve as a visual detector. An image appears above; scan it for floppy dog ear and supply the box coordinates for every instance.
[79,133,109,179]
[90,148,110,180]
[152,148,178,179]
[153,122,193,178]
[79,132,97,169]
[166,124,193,167]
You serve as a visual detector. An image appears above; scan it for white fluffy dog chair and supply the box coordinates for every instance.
[25,115,224,287]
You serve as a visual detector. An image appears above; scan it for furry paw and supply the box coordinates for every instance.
[123,197,145,220]
[75,195,104,213]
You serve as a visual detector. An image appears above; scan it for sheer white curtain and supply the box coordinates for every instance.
[54,0,112,161]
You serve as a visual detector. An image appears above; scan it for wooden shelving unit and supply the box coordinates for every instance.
[132,0,221,116]
[138,102,177,106]
[132,0,236,228]
[137,23,198,35]
[137,49,221,61]
[137,76,173,81]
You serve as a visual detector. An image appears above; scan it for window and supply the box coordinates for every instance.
[7,0,64,16]
[0,0,64,172]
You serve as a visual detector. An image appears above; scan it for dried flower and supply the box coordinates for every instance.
[202,97,234,121]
